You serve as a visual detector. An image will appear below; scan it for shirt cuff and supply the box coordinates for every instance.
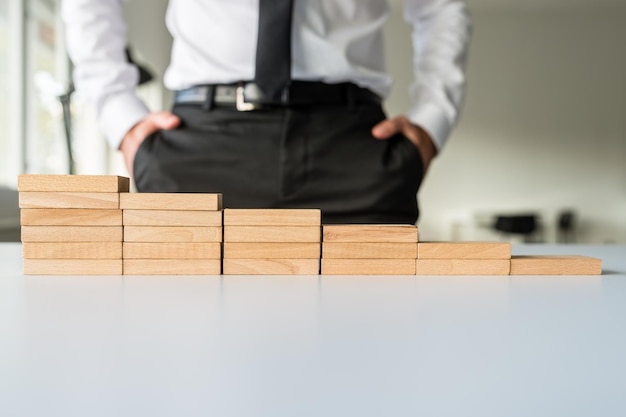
[407,103,453,152]
[98,91,150,149]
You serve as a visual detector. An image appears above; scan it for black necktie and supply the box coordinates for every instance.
[255,0,294,102]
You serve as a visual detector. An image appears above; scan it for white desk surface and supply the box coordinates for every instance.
[1,243,625,417]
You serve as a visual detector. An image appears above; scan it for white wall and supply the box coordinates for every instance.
[384,4,626,243]
[123,0,173,109]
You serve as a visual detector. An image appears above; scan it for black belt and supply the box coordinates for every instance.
[173,81,381,111]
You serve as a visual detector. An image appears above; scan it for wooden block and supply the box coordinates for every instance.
[224,226,320,242]
[21,226,123,242]
[321,259,416,275]
[123,242,221,259]
[123,210,222,226]
[123,226,222,242]
[120,193,222,211]
[19,192,119,209]
[418,242,511,260]
[223,209,321,226]
[322,225,418,243]
[510,256,602,275]
[223,259,320,275]
[123,259,221,275]
[18,174,129,192]
[24,259,123,275]
[20,209,122,226]
[322,242,418,259]
[223,242,320,259]
[22,242,122,259]
[416,259,511,275]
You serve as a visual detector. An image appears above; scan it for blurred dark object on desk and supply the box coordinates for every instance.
[557,210,577,243]
[0,186,20,242]
[493,213,543,243]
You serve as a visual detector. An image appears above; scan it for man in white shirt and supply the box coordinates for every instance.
[62,0,470,224]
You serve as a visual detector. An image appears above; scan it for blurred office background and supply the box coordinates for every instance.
[1,0,625,243]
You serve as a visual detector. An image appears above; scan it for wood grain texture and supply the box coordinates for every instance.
[23,259,123,275]
[322,225,418,243]
[23,242,122,259]
[321,259,416,275]
[123,210,222,226]
[322,242,418,259]
[223,242,320,259]
[123,242,221,259]
[418,242,511,260]
[18,174,129,192]
[20,209,122,226]
[19,192,119,209]
[224,226,320,242]
[223,259,320,275]
[223,209,321,226]
[123,259,221,275]
[120,193,222,211]
[123,226,222,242]
[510,256,602,275]
[21,226,123,242]
[416,259,511,275]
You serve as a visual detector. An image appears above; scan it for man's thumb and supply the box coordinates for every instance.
[151,111,181,130]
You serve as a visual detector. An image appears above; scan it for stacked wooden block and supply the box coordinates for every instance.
[417,242,512,275]
[321,225,419,275]
[222,209,321,275]
[17,174,603,276]
[510,255,602,275]
[18,175,127,275]
[415,242,602,275]
[415,243,603,275]
[121,193,223,275]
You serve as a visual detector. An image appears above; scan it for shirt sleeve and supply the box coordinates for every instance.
[61,0,149,150]
[404,0,471,151]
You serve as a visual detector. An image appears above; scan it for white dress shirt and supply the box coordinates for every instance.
[62,0,471,151]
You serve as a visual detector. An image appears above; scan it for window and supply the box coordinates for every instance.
[0,3,9,181]
[0,0,79,187]
[24,0,69,175]
[0,1,22,187]
[0,0,69,187]
[0,0,164,188]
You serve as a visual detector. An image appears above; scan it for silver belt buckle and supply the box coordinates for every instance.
[236,84,260,111]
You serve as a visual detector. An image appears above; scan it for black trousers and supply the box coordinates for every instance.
[133,101,423,224]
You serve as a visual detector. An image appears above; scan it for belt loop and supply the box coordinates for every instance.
[202,85,215,111]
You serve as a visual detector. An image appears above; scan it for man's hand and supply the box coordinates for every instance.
[119,111,181,177]
[372,116,437,175]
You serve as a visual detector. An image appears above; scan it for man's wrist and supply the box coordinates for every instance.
[414,124,437,158]
[407,103,452,153]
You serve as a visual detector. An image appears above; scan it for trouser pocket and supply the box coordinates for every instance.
[132,131,158,192]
